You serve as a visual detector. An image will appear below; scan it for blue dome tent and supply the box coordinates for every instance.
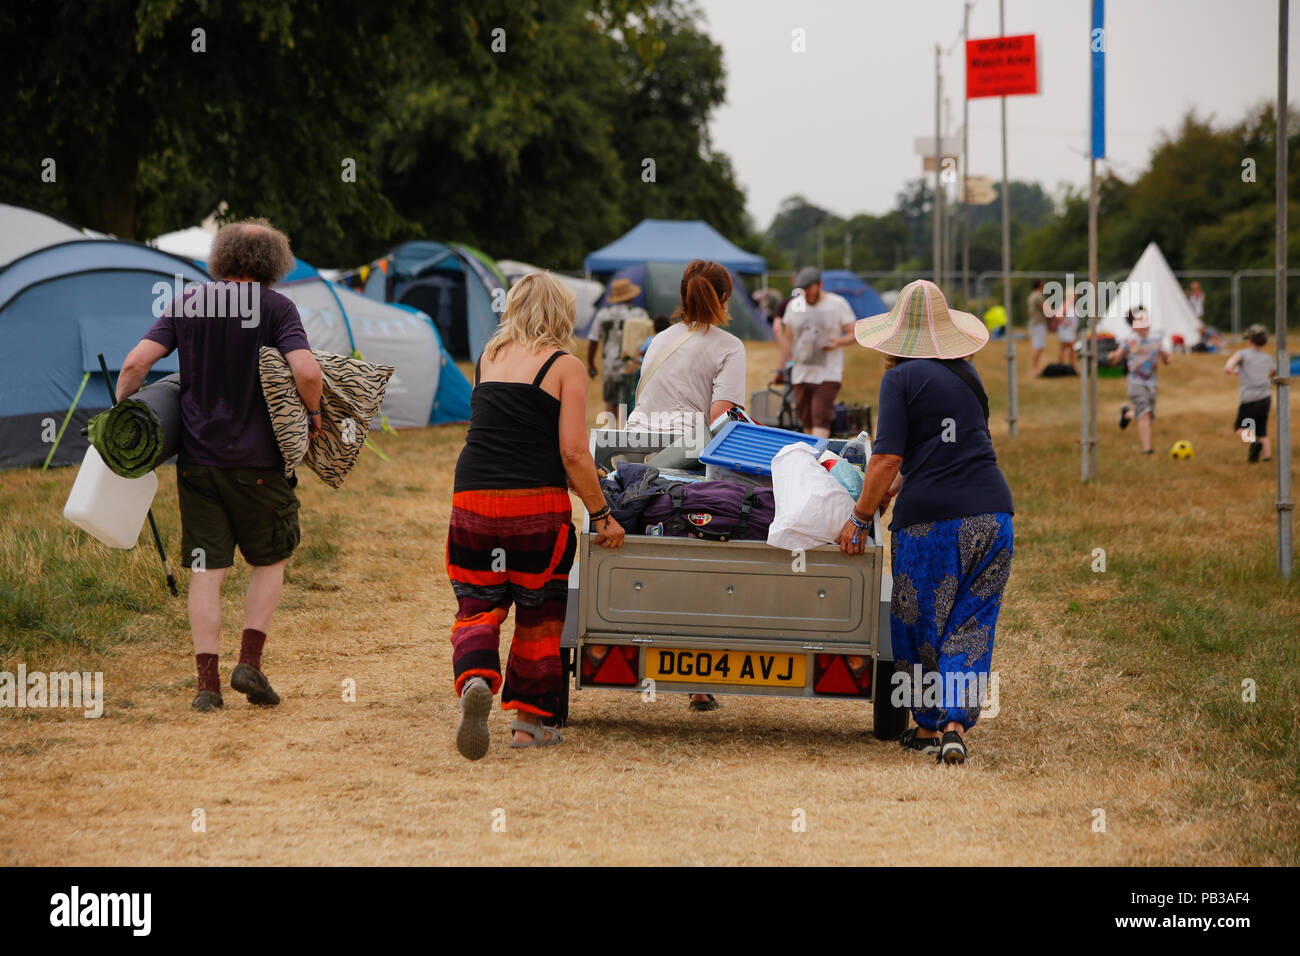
[0,240,212,469]
[583,220,768,340]
[584,219,765,275]
[820,270,888,319]
[590,262,768,340]
[359,241,507,362]
[277,259,472,427]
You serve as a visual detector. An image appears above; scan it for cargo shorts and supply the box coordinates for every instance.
[177,463,300,570]
[1127,380,1158,421]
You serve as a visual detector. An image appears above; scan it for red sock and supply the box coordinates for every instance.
[196,653,220,694]
[239,629,267,670]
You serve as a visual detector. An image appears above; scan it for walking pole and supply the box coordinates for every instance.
[96,353,180,597]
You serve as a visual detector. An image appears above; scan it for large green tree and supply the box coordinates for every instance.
[0,0,420,260]
[377,0,744,268]
[1,0,747,267]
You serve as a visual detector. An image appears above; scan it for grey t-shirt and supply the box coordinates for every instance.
[626,323,746,435]
[1236,348,1276,402]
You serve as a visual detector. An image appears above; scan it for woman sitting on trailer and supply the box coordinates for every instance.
[839,280,1014,766]
[446,272,624,761]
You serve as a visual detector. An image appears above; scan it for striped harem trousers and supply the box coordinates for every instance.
[446,487,576,718]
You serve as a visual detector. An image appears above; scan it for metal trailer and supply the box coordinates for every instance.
[556,430,906,740]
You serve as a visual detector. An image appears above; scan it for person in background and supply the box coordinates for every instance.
[839,279,1013,766]
[1187,280,1205,323]
[116,219,322,712]
[1027,279,1049,371]
[625,315,672,415]
[1055,288,1079,370]
[1111,307,1170,454]
[771,274,799,372]
[625,260,745,713]
[448,273,624,760]
[1193,325,1224,353]
[780,267,856,438]
[587,277,649,418]
[1225,323,1277,463]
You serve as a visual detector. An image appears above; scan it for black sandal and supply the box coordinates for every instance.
[689,694,719,712]
[899,727,941,756]
[938,730,968,765]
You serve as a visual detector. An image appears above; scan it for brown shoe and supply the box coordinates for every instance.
[192,690,224,712]
[231,662,280,706]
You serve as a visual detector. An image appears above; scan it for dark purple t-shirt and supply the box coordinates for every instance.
[144,282,311,468]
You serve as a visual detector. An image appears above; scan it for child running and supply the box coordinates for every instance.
[1111,307,1169,454]
[1224,323,1277,463]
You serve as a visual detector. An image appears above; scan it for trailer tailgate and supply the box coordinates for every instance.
[577,533,881,645]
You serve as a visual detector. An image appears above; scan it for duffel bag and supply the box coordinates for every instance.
[641,480,774,542]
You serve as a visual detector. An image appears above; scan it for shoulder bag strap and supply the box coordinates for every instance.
[936,359,991,435]
[635,328,696,401]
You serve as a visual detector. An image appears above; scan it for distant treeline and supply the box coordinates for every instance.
[0,0,749,268]
[760,107,1300,321]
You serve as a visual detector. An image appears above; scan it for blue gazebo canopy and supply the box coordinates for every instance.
[584,219,765,275]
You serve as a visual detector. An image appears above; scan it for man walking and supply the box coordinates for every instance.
[780,267,856,438]
[586,276,650,418]
[117,219,322,712]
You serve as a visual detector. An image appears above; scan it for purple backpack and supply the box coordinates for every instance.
[640,481,775,542]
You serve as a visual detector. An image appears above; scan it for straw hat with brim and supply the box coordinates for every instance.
[854,279,988,359]
[607,277,642,304]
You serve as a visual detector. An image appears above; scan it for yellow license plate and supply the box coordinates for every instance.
[645,648,806,687]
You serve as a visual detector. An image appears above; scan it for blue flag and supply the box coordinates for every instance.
[1091,0,1106,159]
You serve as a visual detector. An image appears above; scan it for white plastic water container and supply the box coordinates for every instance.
[63,446,158,549]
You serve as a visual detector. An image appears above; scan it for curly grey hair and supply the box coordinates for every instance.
[208,218,294,285]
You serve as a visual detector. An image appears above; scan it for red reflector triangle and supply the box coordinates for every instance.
[814,656,861,695]
[594,647,638,685]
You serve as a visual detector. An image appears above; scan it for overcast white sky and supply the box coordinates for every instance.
[695,0,1300,228]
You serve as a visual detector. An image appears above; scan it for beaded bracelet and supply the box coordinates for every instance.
[848,511,871,531]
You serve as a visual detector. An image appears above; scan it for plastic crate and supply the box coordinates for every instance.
[698,420,828,477]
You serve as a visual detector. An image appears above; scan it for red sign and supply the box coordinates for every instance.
[966,34,1039,98]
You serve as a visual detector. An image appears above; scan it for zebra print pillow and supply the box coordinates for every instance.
[258,347,394,489]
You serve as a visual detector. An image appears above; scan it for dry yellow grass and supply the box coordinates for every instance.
[0,338,1296,865]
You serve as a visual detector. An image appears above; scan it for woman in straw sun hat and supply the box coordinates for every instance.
[839,280,1014,766]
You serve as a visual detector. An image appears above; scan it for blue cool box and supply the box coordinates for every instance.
[698,421,829,477]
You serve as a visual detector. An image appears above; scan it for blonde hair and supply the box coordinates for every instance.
[483,272,576,361]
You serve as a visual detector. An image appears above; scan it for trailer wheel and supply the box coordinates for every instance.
[554,647,572,727]
[872,657,907,741]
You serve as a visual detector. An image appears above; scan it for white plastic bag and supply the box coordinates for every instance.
[766,442,856,551]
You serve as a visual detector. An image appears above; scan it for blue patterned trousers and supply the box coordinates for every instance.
[889,512,1014,731]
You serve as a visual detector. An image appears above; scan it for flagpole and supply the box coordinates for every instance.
[962,1,972,302]
[935,43,943,288]
[1275,0,1293,577]
[1083,0,1104,481]
[1000,0,1017,437]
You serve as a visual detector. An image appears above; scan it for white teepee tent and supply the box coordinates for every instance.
[1098,242,1202,348]
[150,225,216,262]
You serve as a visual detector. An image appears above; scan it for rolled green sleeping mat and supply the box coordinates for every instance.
[85,374,182,478]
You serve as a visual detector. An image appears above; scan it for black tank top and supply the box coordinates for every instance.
[453,350,569,492]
